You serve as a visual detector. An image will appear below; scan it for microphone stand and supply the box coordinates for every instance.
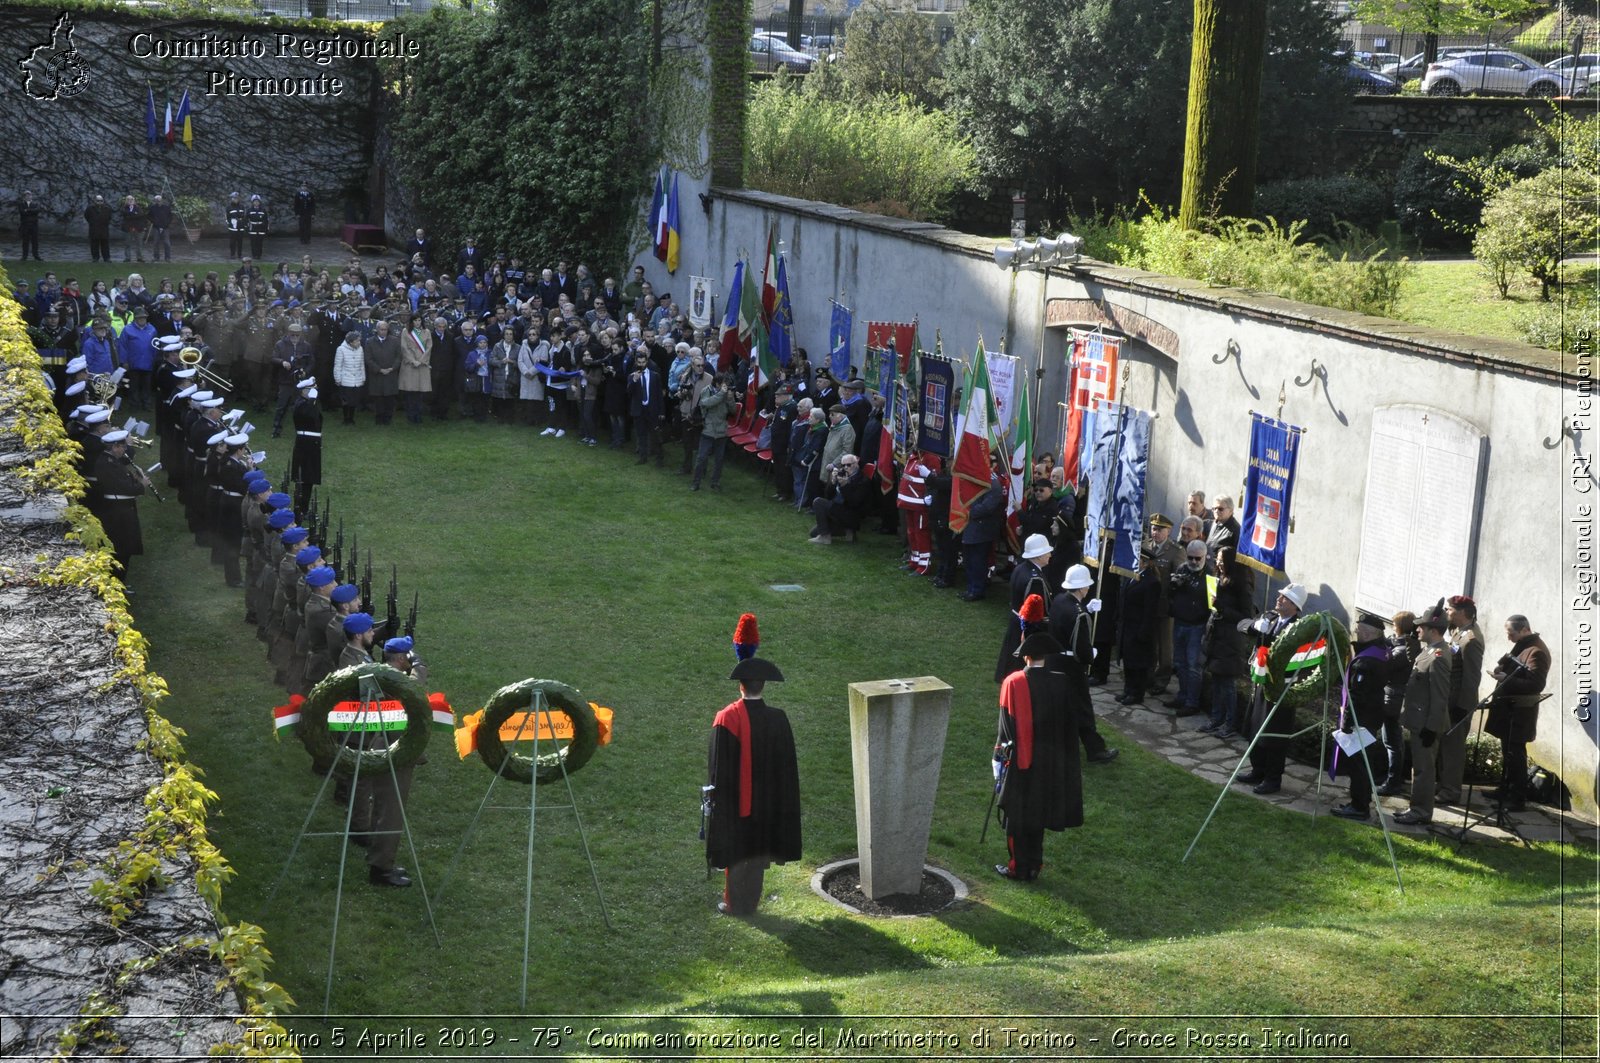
[1432,660,1532,847]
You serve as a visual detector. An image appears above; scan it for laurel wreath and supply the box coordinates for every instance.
[1264,611,1351,703]
[476,678,599,786]
[299,663,431,776]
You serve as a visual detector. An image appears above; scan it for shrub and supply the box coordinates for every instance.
[746,79,980,222]
[1475,170,1600,301]
[1518,284,1598,351]
[1392,136,1486,249]
[1255,175,1389,239]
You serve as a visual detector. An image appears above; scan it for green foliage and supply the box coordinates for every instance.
[944,0,1347,215]
[1516,281,1598,350]
[837,0,944,108]
[173,195,213,230]
[1474,169,1600,300]
[379,2,652,273]
[1099,203,1414,317]
[1255,174,1391,238]
[746,77,980,221]
[707,0,752,188]
[1392,135,1489,249]
[1355,0,1542,39]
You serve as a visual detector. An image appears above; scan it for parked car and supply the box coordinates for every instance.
[750,33,814,73]
[1365,51,1401,71]
[1382,48,1473,82]
[1345,61,1401,95]
[1422,49,1573,97]
[1547,53,1600,91]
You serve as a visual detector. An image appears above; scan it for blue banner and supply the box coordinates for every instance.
[1081,402,1151,573]
[875,346,894,400]
[1238,413,1302,576]
[829,301,852,380]
[917,356,955,457]
[771,256,794,367]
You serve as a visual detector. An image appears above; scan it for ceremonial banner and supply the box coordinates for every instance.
[719,258,752,363]
[1004,378,1032,550]
[688,275,715,328]
[760,226,779,323]
[1081,402,1151,574]
[665,172,682,273]
[875,345,894,400]
[948,343,998,534]
[649,168,667,261]
[877,372,896,494]
[1062,329,1120,486]
[987,351,1019,441]
[866,321,916,373]
[1238,413,1303,576]
[770,256,794,367]
[917,355,955,457]
[829,301,852,379]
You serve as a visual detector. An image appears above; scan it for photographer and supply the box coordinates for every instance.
[675,348,713,473]
[691,371,737,491]
[808,455,869,545]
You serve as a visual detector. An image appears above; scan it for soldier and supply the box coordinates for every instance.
[300,566,338,692]
[1142,513,1184,699]
[17,189,42,261]
[246,195,269,260]
[271,324,314,436]
[258,508,297,643]
[90,430,148,578]
[225,192,247,259]
[240,475,273,624]
[1436,594,1485,806]
[290,380,323,514]
[336,613,413,889]
[268,530,313,688]
[292,183,315,245]
[1393,605,1454,826]
[326,583,363,673]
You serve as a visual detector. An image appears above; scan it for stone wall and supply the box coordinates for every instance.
[634,180,1597,815]
[1331,95,1587,177]
[2,5,380,237]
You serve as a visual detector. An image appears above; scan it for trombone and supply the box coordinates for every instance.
[180,345,234,393]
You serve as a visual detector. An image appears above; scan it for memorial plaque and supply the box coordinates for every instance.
[1356,405,1487,617]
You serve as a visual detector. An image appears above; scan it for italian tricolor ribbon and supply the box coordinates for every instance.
[272,695,305,737]
[1285,638,1327,672]
[327,700,408,732]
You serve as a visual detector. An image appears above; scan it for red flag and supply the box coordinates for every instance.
[866,321,916,373]
[877,375,896,494]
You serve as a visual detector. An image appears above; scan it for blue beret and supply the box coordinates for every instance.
[330,583,359,604]
[383,636,414,654]
[294,545,322,566]
[281,526,309,545]
[267,510,295,529]
[342,612,374,635]
[243,472,268,487]
[247,478,272,494]
[304,566,336,588]
[266,492,292,509]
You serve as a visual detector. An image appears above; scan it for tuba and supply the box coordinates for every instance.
[180,345,233,393]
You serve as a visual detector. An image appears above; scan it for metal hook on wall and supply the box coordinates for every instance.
[1210,338,1241,366]
[1542,416,1576,450]
[1293,358,1327,390]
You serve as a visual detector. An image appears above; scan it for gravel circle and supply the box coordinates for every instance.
[817,861,958,917]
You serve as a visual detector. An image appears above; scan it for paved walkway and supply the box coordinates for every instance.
[1091,676,1598,847]
[14,233,393,270]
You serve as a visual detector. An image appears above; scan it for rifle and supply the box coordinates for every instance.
[979,741,1014,844]
[360,550,373,615]
[348,531,359,593]
[329,517,344,575]
[282,455,293,495]
[384,564,400,638]
[316,499,331,555]
[404,590,418,640]
[305,491,320,544]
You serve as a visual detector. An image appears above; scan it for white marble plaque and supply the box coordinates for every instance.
[1356,405,1487,617]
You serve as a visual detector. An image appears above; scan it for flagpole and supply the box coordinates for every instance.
[1032,265,1050,457]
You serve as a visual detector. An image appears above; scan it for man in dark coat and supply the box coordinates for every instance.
[996,533,1054,681]
[995,632,1082,880]
[1332,610,1394,820]
[627,347,665,466]
[91,431,146,574]
[1048,564,1120,763]
[225,192,247,259]
[808,454,870,544]
[706,656,801,916]
[1486,615,1551,812]
[17,190,41,261]
[84,194,113,262]
[364,319,402,425]
[1116,554,1161,705]
[1235,582,1308,795]
[292,184,316,244]
[768,387,797,500]
[959,455,1007,601]
[290,381,323,513]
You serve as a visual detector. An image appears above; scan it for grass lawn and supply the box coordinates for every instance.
[1391,257,1559,346]
[116,410,1597,1057]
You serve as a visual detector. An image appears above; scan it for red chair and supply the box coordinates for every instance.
[734,410,768,449]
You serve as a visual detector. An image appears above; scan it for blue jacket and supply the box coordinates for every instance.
[117,322,158,372]
[961,478,1007,545]
[80,330,119,374]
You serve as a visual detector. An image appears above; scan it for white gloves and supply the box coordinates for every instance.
[1085,598,1102,614]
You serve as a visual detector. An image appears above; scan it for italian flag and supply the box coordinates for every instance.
[741,261,774,415]
[429,692,454,733]
[760,225,779,326]
[1285,638,1328,672]
[272,696,304,737]
[948,343,997,534]
[328,700,408,732]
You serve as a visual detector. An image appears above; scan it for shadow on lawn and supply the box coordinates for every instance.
[775,914,932,976]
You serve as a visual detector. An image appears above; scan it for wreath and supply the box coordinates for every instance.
[476,678,599,786]
[299,663,432,777]
[1263,611,1352,704]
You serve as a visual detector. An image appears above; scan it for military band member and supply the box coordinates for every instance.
[91,430,148,578]
[215,434,253,585]
[291,380,322,513]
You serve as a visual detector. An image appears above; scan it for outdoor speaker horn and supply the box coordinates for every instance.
[1013,240,1037,266]
[1036,236,1059,262]
[994,245,1016,270]
[1058,233,1085,260]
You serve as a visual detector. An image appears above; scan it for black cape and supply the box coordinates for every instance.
[998,668,1083,832]
[705,697,802,870]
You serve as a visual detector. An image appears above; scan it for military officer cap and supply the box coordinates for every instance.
[342,612,374,635]
[281,526,309,546]
[1418,599,1449,633]
[175,384,198,400]
[296,377,317,390]
[1149,512,1173,530]
[66,356,87,374]
[102,430,130,444]
[729,657,784,683]
[64,380,88,397]
[206,429,228,446]
[224,432,250,447]
[172,367,197,379]
[384,636,414,654]
[85,409,112,425]
[331,584,360,605]
[1354,608,1388,631]
[1015,632,1064,658]
[304,566,336,588]
[267,510,295,530]
[200,397,225,409]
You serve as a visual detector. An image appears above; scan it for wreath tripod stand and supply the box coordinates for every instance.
[265,667,441,1013]
[1183,612,1405,893]
[434,678,611,1011]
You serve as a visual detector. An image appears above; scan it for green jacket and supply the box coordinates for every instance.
[699,385,736,438]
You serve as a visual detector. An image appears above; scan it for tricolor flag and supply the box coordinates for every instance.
[948,342,997,534]
[272,696,304,737]
[163,96,173,146]
[145,87,158,145]
[649,168,667,262]
[1284,637,1328,672]
[175,89,192,149]
[719,258,750,362]
[665,172,682,273]
[1250,645,1270,685]
[1004,375,1032,548]
[327,700,409,732]
[760,226,779,325]
[741,261,775,415]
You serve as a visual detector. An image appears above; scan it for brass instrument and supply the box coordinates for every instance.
[179,345,233,393]
[89,372,120,405]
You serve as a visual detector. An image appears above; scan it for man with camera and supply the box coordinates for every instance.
[808,454,869,545]
[691,372,737,491]
[1485,615,1550,812]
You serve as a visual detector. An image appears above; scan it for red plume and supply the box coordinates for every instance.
[733,612,760,660]
[1019,594,1046,624]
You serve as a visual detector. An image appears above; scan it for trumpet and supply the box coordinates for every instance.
[180,346,234,393]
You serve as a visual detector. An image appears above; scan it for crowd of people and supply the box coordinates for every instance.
[16,230,1558,900]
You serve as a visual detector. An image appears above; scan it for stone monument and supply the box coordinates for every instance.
[847,676,953,899]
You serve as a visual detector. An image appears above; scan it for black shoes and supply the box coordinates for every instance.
[348,832,370,848]
[1331,804,1369,820]
[1236,770,1266,786]
[369,865,411,887]
[1375,781,1406,797]
[1252,779,1282,795]
[1087,748,1119,764]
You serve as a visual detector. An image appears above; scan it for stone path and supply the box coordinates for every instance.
[1091,675,1598,847]
[14,233,392,270]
